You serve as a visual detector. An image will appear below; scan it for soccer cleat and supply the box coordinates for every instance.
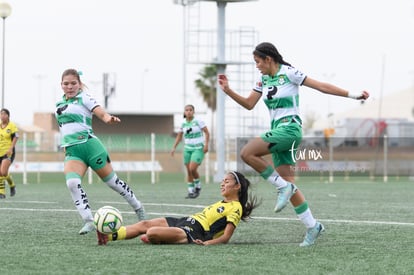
[79,221,96,235]
[185,192,199,199]
[0,194,5,199]
[136,207,146,221]
[274,182,297,213]
[10,186,16,197]
[140,234,150,244]
[97,230,108,245]
[194,187,201,196]
[300,222,325,247]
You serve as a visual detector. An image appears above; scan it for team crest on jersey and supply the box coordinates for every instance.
[277,75,287,85]
[216,206,225,214]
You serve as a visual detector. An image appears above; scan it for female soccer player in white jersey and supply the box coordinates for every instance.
[97,171,259,245]
[56,69,146,235]
[171,104,210,198]
[218,42,369,247]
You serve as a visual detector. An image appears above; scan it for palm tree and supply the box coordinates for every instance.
[194,64,217,111]
[194,64,218,150]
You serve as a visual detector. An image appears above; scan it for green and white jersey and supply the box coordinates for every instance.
[179,118,206,150]
[253,64,306,127]
[55,91,99,148]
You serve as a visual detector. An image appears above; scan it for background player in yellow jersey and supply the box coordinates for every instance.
[0,108,19,199]
[97,171,260,245]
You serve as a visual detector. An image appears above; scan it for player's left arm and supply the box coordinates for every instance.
[303,76,369,100]
[7,132,18,156]
[92,106,121,124]
[202,126,210,153]
[194,223,236,246]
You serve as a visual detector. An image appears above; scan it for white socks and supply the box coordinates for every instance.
[267,171,288,189]
[104,173,142,210]
[297,208,317,229]
[66,177,93,222]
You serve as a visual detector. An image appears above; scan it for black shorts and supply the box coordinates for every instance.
[0,150,15,163]
[165,217,211,243]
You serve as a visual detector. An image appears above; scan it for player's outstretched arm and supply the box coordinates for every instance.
[218,74,261,110]
[93,106,121,124]
[303,77,369,100]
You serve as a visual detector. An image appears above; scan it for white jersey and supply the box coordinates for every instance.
[55,91,99,147]
[179,118,206,149]
[253,64,306,126]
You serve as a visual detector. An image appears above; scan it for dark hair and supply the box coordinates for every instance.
[0,108,10,116]
[183,104,195,118]
[61,69,87,90]
[253,42,291,67]
[230,171,260,221]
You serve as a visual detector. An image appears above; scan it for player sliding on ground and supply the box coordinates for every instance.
[97,171,259,245]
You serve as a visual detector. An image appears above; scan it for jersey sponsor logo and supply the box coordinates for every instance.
[266,86,278,100]
[56,104,68,115]
[216,206,225,214]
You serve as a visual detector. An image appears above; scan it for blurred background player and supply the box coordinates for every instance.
[97,171,259,245]
[56,69,146,235]
[171,104,210,198]
[218,42,369,246]
[0,108,19,198]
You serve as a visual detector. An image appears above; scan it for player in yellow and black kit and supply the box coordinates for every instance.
[97,171,260,245]
[0,108,19,199]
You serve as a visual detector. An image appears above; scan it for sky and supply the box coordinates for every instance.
[3,0,414,127]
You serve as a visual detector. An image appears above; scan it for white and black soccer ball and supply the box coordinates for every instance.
[94,206,123,234]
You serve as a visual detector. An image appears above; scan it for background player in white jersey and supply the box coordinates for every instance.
[97,171,259,245]
[171,104,210,198]
[218,42,369,247]
[56,69,146,235]
[0,108,19,198]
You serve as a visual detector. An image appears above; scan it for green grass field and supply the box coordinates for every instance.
[1,172,413,275]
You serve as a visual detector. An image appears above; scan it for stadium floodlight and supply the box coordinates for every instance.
[0,1,11,109]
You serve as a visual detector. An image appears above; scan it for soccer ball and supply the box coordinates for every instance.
[94,206,123,234]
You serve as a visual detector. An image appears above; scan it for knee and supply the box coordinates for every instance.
[146,228,160,244]
[240,148,250,163]
[188,164,198,174]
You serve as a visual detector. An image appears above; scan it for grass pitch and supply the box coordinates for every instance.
[0,172,413,275]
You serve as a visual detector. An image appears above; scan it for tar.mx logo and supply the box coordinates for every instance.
[290,141,323,163]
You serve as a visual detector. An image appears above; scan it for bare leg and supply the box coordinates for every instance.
[146,227,189,244]
[188,162,199,180]
[124,218,169,239]
[240,137,271,171]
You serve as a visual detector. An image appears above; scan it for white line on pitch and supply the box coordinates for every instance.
[1,204,413,227]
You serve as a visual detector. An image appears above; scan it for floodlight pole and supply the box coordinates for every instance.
[215,1,226,181]
[0,1,11,109]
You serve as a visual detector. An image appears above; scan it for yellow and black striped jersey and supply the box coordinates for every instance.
[0,121,18,156]
[191,200,242,238]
